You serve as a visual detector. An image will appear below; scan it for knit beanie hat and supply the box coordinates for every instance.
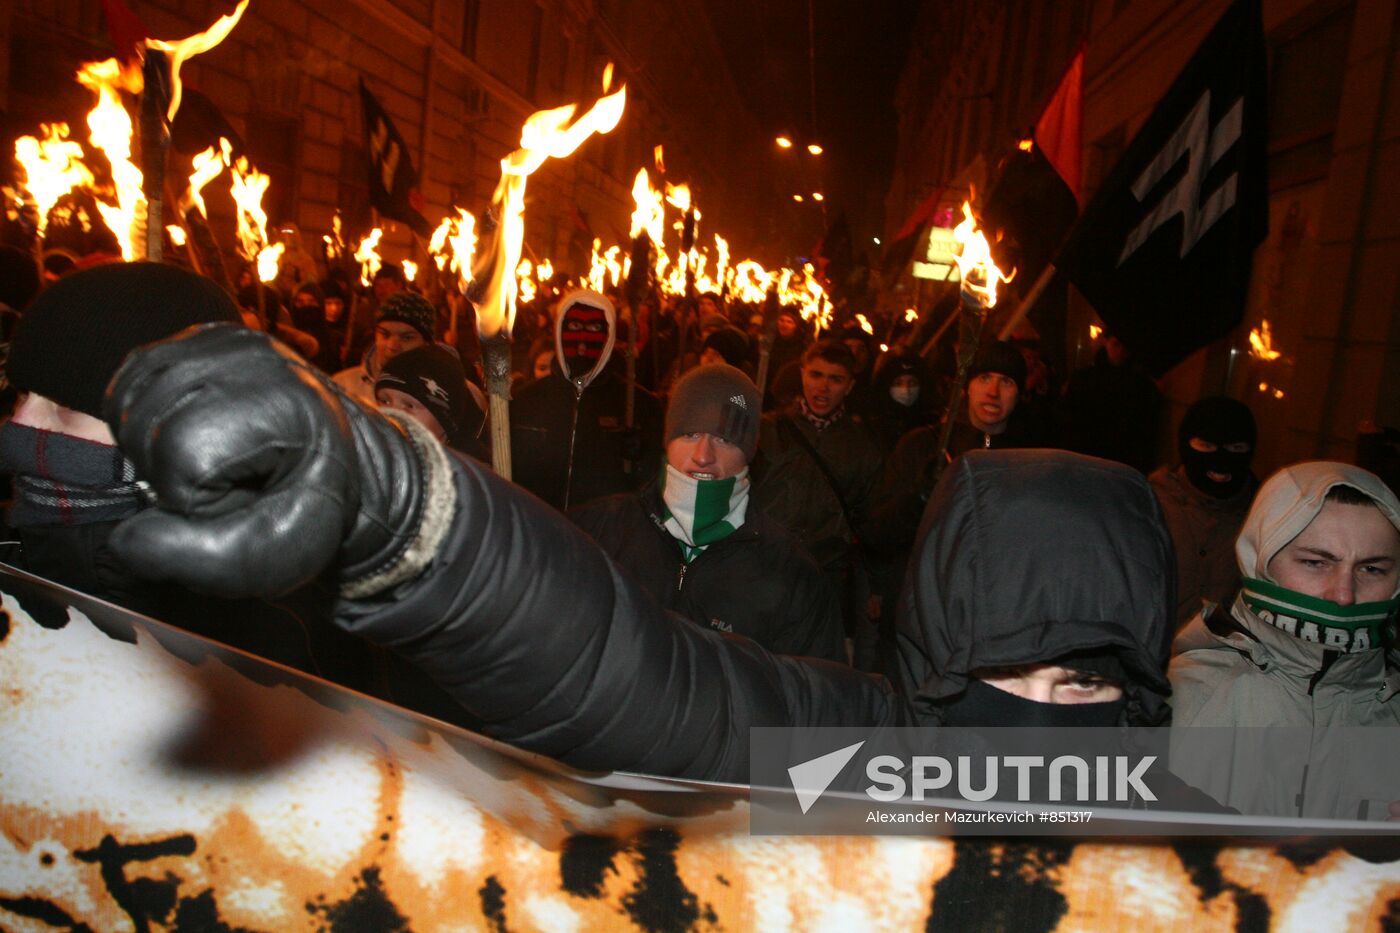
[8,261,239,418]
[665,363,761,461]
[701,326,751,368]
[376,291,437,342]
[968,340,1027,392]
[374,344,482,451]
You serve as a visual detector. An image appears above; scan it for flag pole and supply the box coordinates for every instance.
[996,262,1058,340]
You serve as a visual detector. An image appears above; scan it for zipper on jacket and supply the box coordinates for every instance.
[677,562,687,592]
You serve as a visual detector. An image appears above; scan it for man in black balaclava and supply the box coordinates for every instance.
[1150,396,1259,630]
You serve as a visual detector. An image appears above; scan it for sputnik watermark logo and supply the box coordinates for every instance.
[787,740,865,814]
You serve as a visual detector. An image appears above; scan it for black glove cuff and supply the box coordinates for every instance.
[340,414,458,599]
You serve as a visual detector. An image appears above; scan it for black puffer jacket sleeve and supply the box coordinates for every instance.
[336,454,902,782]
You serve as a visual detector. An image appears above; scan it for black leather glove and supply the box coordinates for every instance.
[103,323,455,599]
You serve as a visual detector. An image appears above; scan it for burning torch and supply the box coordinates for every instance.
[931,202,1015,479]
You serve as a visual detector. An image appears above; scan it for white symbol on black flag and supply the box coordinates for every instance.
[358,77,431,238]
[1055,0,1268,376]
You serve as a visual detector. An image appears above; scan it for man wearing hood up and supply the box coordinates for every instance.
[1169,462,1400,819]
[97,321,1183,785]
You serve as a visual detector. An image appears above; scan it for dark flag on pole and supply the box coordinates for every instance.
[814,210,853,296]
[359,78,431,238]
[881,187,944,278]
[1055,0,1268,376]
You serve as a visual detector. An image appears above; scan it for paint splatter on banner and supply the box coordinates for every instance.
[3,564,1400,930]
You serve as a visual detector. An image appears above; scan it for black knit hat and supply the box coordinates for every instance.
[8,262,240,418]
[968,340,1027,392]
[665,363,761,461]
[374,344,482,451]
[701,326,751,368]
[376,291,436,342]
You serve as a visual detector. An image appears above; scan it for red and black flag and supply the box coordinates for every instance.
[359,78,430,238]
[881,186,944,278]
[1055,0,1268,376]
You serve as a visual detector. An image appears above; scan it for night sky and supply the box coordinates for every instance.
[701,0,921,260]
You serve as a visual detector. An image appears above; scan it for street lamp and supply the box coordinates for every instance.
[793,194,805,202]
[775,135,794,149]
[806,143,823,156]
[811,192,824,201]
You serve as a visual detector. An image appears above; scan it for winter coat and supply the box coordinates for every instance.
[570,480,847,662]
[509,368,663,511]
[331,449,1175,782]
[1149,464,1255,631]
[752,406,883,569]
[1168,461,1400,819]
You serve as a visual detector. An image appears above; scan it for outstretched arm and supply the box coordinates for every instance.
[105,324,898,781]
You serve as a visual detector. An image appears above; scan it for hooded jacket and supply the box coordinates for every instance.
[331,448,1176,781]
[1168,461,1400,819]
[895,449,1175,727]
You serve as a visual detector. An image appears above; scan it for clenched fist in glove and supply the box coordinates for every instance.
[103,323,456,599]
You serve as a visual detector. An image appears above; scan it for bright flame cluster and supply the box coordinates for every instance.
[951,201,1014,308]
[1248,320,1281,361]
[428,208,477,292]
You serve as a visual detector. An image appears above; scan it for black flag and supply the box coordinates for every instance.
[359,78,430,237]
[1056,0,1267,376]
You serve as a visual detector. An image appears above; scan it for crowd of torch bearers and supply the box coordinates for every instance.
[7,0,1286,486]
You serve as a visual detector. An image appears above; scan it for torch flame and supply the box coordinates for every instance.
[664,182,691,214]
[629,168,665,245]
[856,313,874,336]
[76,58,145,260]
[951,201,1014,308]
[428,209,478,293]
[1248,320,1281,361]
[182,143,226,217]
[402,259,418,283]
[166,224,187,246]
[654,144,666,174]
[516,259,536,304]
[355,228,384,287]
[145,0,249,122]
[256,242,284,283]
[537,258,554,283]
[1089,324,1103,340]
[905,308,918,323]
[13,124,94,237]
[475,80,627,338]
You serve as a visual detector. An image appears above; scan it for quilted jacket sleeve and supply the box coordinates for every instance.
[336,454,903,782]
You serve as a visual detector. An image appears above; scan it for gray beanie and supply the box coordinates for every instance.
[665,364,761,461]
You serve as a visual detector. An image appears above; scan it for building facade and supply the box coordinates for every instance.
[1,0,771,283]
[884,0,1400,475]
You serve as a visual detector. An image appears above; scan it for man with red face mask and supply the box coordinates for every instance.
[511,290,663,510]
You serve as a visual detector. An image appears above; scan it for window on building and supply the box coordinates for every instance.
[1268,2,1355,190]
[461,0,481,58]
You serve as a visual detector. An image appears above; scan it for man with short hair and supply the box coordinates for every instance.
[571,364,845,661]
[754,340,884,660]
[333,291,438,405]
[1169,462,1400,818]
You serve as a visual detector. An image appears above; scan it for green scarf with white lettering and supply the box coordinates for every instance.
[1241,576,1400,653]
[659,464,750,562]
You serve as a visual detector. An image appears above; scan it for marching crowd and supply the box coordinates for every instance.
[0,251,1398,822]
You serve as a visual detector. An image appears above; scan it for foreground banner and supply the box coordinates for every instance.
[4,564,1400,930]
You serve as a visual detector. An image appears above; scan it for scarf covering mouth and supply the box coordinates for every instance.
[659,464,750,558]
[1241,576,1399,653]
[0,421,146,526]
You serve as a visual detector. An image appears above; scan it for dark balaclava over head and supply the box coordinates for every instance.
[555,289,616,383]
[1178,396,1256,499]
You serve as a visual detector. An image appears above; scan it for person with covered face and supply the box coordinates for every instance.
[570,365,845,662]
[1151,397,1259,630]
[511,289,662,510]
[1169,462,1400,819]
[98,319,1189,784]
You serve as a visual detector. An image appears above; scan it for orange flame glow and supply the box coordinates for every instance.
[428,209,477,294]
[905,308,918,323]
[475,80,627,338]
[951,201,1014,308]
[1248,320,1281,361]
[629,168,665,245]
[145,0,249,122]
[228,155,282,282]
[181,143,225,217]
[1089,324,1103,340]
[856,313,874,335]
[12,124,93,237]
[76,58,145,260]
[402,259,418,283]
[166,224,187,246]
[354,228,384,287]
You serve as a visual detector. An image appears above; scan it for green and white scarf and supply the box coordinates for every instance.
[1241,576,1400,654]
[659,465,750,562]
